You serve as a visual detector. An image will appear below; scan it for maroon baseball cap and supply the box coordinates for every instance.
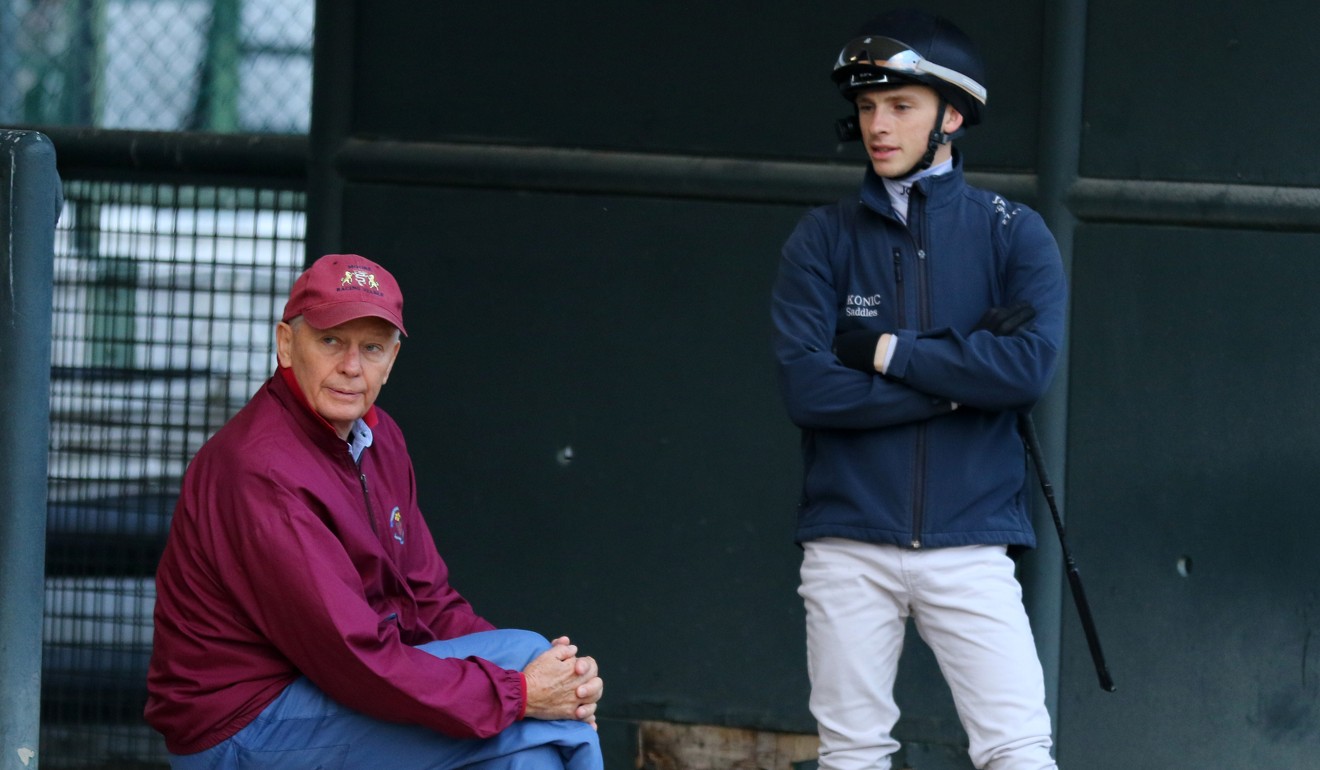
[282,254,407,336]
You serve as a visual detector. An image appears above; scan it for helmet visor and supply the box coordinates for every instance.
[834,36,986,105]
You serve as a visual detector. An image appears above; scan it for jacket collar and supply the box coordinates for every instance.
[273,365,379,444]
[859,148,965,218]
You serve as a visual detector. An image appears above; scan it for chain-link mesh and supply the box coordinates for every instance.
[2,0,312,133]
[45,179,306,768]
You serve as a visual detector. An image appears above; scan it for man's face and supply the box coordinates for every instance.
[854,84,963,178]
[276,315,402,439]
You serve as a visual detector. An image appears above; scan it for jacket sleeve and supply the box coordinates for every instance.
[886,207,1067,411]
[772,209,956,430]
[215,472,523,740]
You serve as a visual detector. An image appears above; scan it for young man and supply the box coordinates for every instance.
[146,254,604,769]
[771,9,1068,770]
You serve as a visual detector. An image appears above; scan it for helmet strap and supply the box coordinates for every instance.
[911,99,951,174]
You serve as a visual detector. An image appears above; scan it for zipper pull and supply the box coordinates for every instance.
[892,247,903,283]
[359,472,378,534]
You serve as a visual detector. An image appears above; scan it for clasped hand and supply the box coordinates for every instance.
[522,637,603,729]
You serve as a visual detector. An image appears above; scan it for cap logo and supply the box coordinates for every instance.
[340,268,382,293]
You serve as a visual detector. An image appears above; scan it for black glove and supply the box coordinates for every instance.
[974,301,1036,336]
[832,329,884,372]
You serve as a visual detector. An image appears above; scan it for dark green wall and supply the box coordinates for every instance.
[311,0,1320,767]
[1083,0,1320,185]
[344,182,812,727]
[1056,1,1320,766]
[319,0,1054,747]
[348,2,1043,169]
[1064,225,1320,765]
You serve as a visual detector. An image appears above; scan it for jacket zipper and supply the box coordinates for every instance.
[891,247,905,322]
[356,460,378,535]
[908,190,930,548]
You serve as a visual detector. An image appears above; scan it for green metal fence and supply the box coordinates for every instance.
[43,178,306,768]
[2,0,312,133]
[3,0,315,764]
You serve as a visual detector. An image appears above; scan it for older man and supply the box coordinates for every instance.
[146,254,603,769]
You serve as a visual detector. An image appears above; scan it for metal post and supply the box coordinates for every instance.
[63,0,103,125]
[0,130,61,770]
[193,0,241,131]
[1021,0,1088,728]
[306,0,355,259]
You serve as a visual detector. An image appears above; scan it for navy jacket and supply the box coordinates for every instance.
[772,153,1067,549]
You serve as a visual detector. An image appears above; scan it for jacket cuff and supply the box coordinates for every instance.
[517,672,528,720]
[886,328,919,378]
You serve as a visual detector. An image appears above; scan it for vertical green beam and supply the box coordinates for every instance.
[88,253,135,367]
[1022,0,1087,729]
[199,0,241,131]
[0,1,18,121]
[306,0,354,259]
[62,0,106,125]
[67,183,128,368]
[0,130,59,770]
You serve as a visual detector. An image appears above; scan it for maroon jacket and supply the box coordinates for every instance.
[145,368,526,754]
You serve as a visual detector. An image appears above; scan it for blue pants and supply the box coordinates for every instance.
[169,629,603,770]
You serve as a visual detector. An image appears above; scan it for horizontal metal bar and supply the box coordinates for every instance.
[60,179,306,210]
[20,126,308,186]
[336,138,861,204]
[1070,177,1320,232]
[30,130,1320,230]
[336,138,1037,207]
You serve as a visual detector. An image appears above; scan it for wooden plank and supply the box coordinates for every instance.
[636,721,819,770]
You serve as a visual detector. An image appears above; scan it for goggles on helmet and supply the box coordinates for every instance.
[833,35,986,107]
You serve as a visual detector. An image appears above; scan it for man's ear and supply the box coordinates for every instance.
[275,321,293,368]
[942,104,965,136]
[381,339,401,384]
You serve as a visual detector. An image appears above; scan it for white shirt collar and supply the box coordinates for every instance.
[347,418,374,462]
[882,157,954,224]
